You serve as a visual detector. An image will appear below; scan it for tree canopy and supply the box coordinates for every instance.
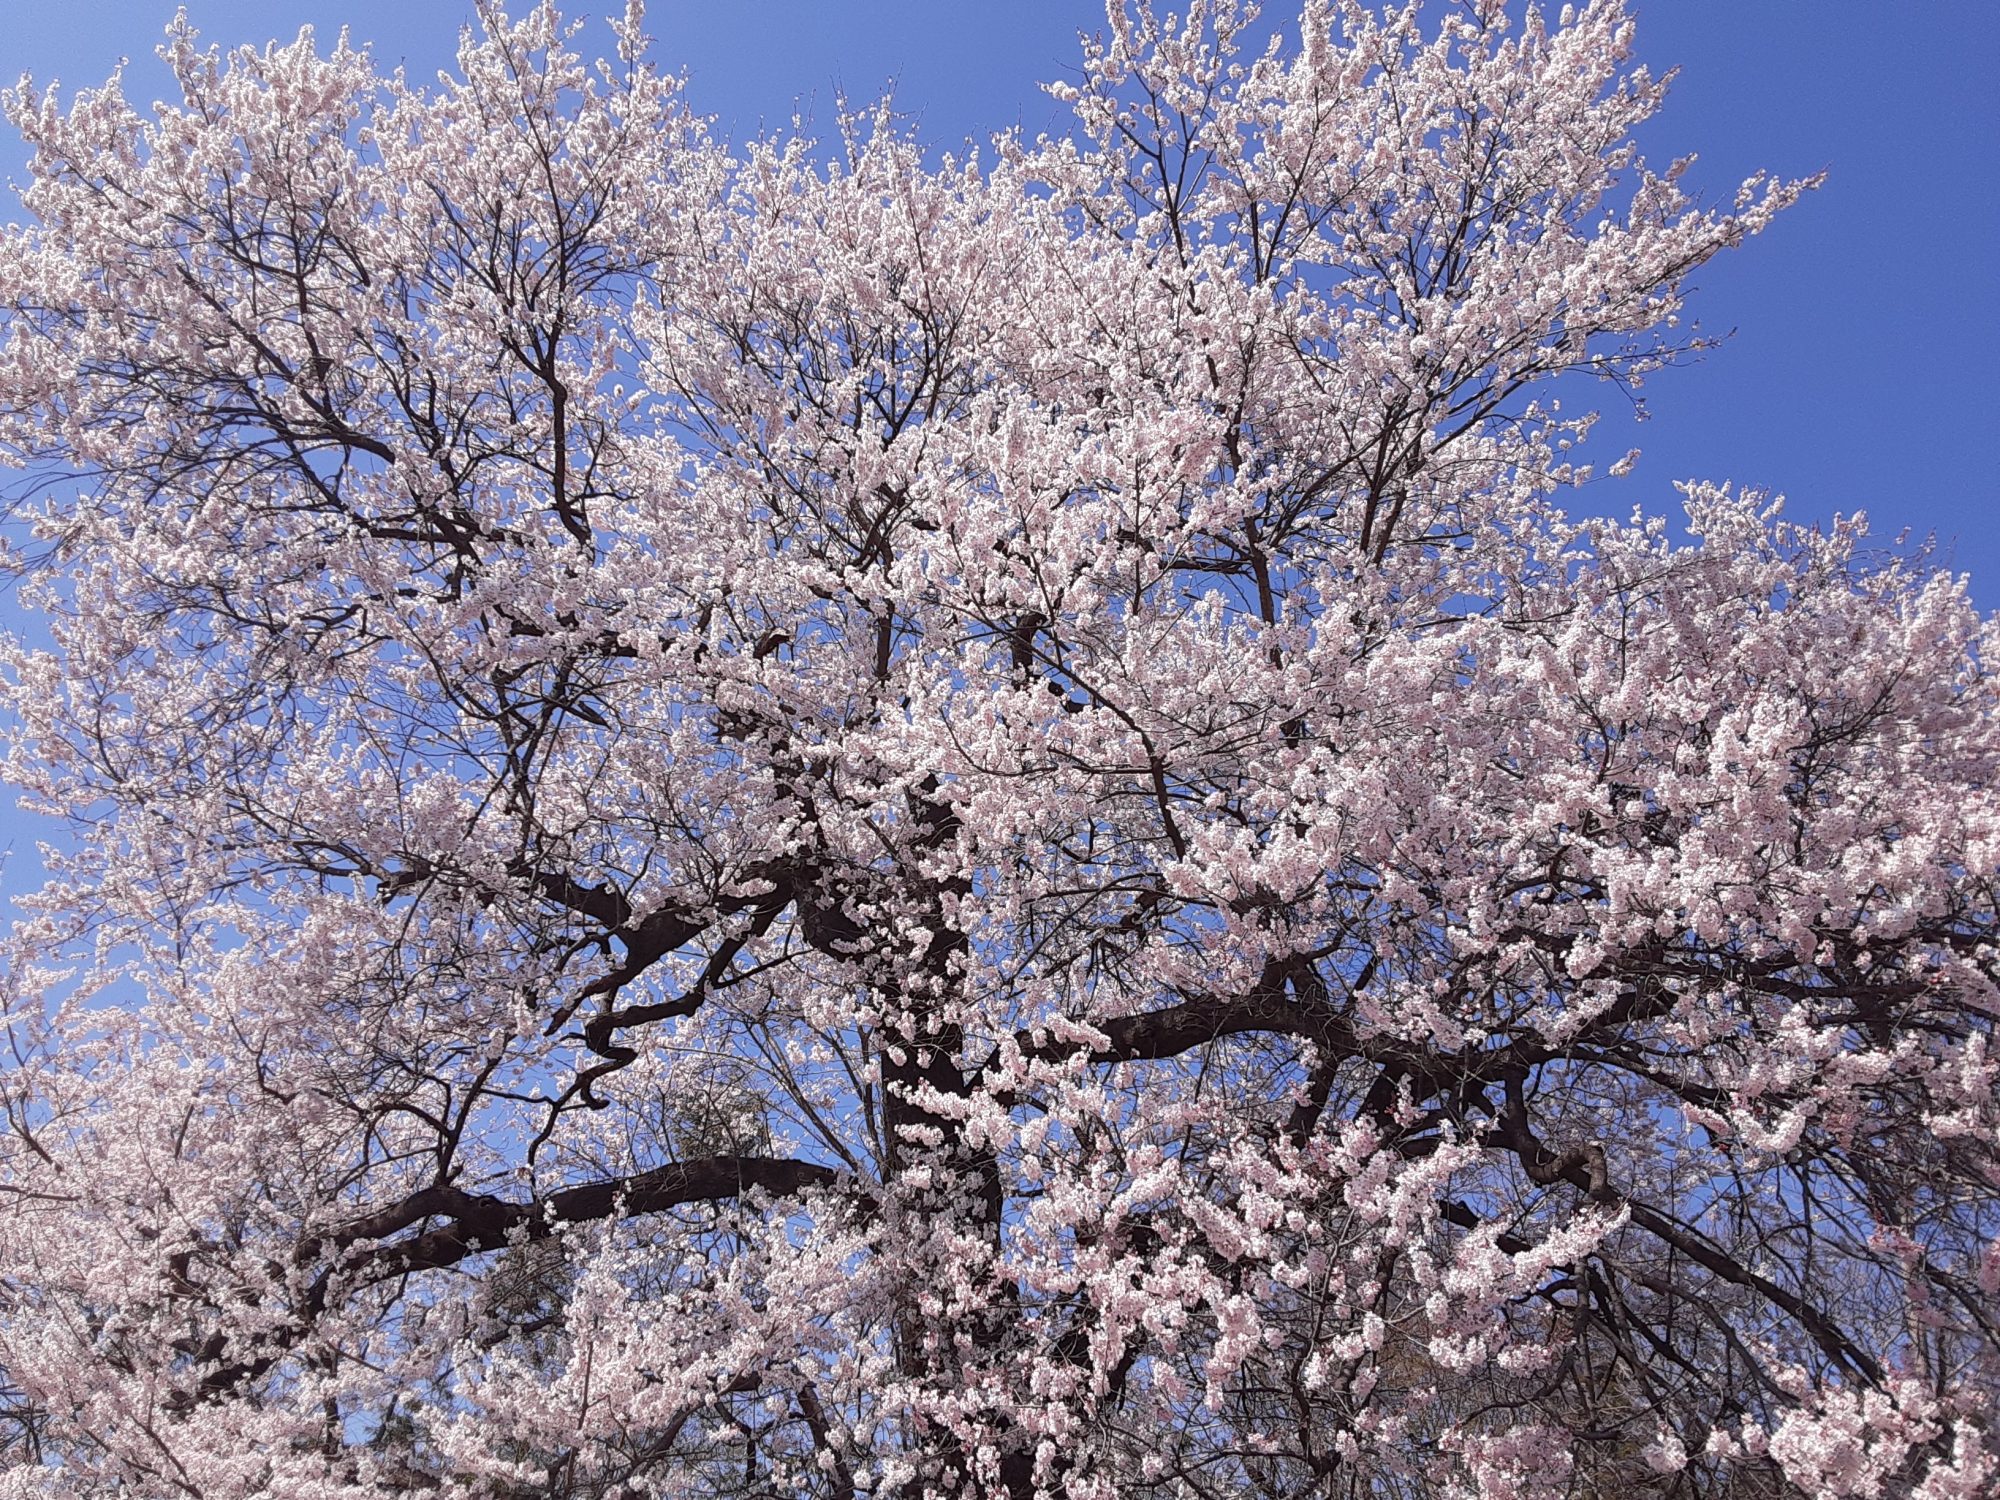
[0,2,1993,1496]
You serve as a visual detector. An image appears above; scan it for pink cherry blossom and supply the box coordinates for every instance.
[0,3,1991,1497]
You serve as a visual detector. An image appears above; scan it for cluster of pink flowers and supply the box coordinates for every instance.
[0,2,1990,1495]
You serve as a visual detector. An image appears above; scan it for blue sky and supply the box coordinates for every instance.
[3,0,1996,606]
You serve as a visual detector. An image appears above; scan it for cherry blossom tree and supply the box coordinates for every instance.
[0,2,1993,1496]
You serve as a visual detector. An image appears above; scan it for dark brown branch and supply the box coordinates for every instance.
[170,1157,846,1415]
[999,958,1480,1102]
[332,1155,853,1278]
[1493,1073,1615,1201]
[1488,1074,1884,1387]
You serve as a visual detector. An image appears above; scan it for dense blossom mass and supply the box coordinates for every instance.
[0,2,1993,1496]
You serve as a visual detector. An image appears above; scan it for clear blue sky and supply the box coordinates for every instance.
[3,0,1996,605]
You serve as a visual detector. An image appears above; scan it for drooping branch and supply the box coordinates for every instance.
[164,1155,856,1416]
[1486,1074,1887,1387]
[331,1154,855,1279]
[998,959,1510,1102]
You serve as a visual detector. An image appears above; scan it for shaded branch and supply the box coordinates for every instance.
[332,1154,854,1278]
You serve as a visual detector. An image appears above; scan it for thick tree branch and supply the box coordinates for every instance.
[332,1155,854,1278]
